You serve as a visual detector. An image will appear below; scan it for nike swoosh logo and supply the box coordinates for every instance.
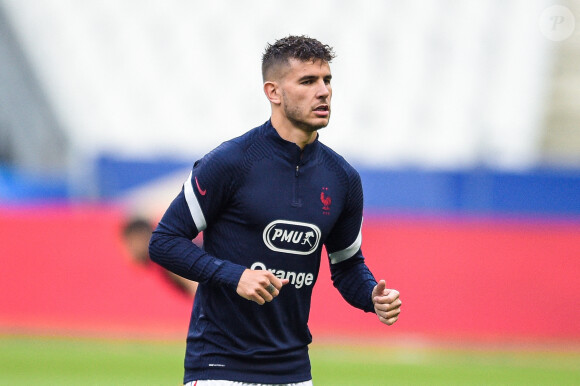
[194,176,207,196]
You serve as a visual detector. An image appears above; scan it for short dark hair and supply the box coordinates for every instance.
[122,217,153,238]
[262,35,335,81]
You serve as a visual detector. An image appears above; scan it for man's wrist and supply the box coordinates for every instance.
[211,259,247,291]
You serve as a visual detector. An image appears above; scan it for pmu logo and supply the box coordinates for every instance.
[263,220,321,255]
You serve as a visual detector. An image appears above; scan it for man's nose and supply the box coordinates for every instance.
[316,80,330,98]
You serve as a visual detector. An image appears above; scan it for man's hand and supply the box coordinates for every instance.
[236,269,290,305]
[372,280,401,325]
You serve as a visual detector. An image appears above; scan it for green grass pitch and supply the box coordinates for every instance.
[0,335,578,385]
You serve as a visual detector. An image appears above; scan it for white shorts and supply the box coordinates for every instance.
[184,380,313,386]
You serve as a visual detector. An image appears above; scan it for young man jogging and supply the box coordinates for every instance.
[149,35,401,386]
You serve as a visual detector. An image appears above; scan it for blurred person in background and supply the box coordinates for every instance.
[149,35,401,386]
[122,217,197,297]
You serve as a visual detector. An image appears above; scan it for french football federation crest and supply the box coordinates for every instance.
[320,187,331,215]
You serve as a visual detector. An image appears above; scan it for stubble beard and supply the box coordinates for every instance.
[282,92,330,133]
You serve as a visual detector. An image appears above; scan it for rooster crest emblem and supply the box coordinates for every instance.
[320,187,332,214]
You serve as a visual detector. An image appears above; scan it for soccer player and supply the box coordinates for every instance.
[149,35,402,386]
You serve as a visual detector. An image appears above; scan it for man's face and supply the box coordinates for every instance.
[124,230,152,265]
[279,58,332,132]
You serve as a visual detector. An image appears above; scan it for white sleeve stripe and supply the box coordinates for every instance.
[328,225,362,264]
[183,171,207,232]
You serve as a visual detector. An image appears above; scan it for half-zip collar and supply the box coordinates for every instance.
[262,119,319,165]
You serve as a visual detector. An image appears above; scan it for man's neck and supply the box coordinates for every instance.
[270,116,318,150]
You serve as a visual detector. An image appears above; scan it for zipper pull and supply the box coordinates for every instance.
[295,165,299,177]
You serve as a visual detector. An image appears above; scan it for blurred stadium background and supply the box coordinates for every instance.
[1,0,579,384]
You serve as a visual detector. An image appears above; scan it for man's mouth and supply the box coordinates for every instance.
[313,105,330,117]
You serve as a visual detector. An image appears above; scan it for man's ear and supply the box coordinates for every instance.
[264,81,281,105]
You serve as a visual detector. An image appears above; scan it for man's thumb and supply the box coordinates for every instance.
[373,279,386,297]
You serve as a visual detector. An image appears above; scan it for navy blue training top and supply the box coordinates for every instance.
[149,120,378,384]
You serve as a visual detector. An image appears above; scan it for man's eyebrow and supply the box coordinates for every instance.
[297,74,333,82]
[298,75,317,82]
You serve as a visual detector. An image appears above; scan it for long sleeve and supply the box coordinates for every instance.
[149,141,248,290]
[149,188,246,290]
[325,166,377,312]
[329,249,376,312]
